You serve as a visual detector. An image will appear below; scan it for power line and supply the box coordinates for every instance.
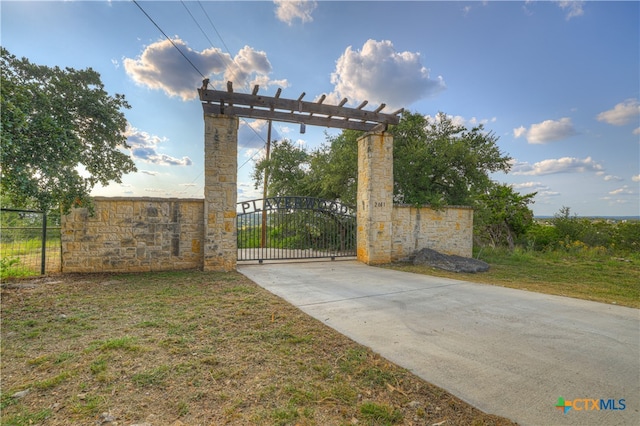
[132,0,206,80]
[184,1,274,163]
[181,0,238,89]
[132,0,275,198]
[196,0,236,78]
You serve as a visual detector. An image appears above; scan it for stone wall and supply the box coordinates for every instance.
[60,123,472,273]
[203,114,238,272]
[61,197,204,273]
[391,205,473,259]
[357,132,393,264]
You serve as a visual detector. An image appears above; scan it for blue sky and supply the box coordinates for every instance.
[2,0,639,216]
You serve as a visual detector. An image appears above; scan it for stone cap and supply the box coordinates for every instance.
[393,203,473,210]
[91,196,204,203]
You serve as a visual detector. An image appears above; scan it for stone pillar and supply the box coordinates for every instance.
[357,132,393,264]
[203,114,238,271]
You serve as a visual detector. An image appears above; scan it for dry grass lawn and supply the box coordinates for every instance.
[1,270,515,426]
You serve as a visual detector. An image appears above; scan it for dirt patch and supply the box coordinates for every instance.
[1,270,516,425]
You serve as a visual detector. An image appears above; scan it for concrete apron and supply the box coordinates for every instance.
[238,260,640,426]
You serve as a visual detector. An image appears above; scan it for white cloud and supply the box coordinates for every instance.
[126,126,192,166]
[274,0,317,25]
[425,113,495,130]
[609,185,633,195]
[238,119,283,150]
[632,174,640,182]
[596,99,640,126]
[512,156,604,176]
[510,181,560,197]
[556,1,585,20]
[603,175,623,182]
[144,188,167,193]
[513,126,527,139]
[328,39,445,111]
[462,1,489,16]
[513,117,576,144]
[238,181,264,203]
[124,38,287,101]
[511,181,544,190]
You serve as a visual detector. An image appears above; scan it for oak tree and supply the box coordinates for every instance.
[1,48,136,213]
[254,111,512,209]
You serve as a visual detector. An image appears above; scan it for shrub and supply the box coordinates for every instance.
[524,222,559,250]
[551,207,587,242]
[612,221,640,253]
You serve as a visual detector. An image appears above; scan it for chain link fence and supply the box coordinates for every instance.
[1,208,61,279]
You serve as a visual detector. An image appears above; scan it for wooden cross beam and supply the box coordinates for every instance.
[198,81,403,132]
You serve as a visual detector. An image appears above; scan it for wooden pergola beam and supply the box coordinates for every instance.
[198,82,402,132]
[202,103,383,132]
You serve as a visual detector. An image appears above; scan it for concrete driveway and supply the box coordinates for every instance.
[238,260,639,426]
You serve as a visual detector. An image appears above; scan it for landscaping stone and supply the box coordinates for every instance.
[11,389,29,399]
[410,248,489,273]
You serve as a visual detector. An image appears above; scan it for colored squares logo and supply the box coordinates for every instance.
[556,397,572,414]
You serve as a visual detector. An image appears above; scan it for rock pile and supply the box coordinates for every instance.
[406,248,489,273]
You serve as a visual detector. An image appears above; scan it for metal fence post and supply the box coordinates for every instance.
[41,212,47,275]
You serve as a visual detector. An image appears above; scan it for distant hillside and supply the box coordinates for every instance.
[535,216,639,222]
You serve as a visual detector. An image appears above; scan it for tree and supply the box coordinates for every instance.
[391,112,511,207]
[253,111,511,209]
[253,132,360,205]
[1,48,136,213]
[251,139,310,197]
[305,130,360,206]
[474,183,536,250]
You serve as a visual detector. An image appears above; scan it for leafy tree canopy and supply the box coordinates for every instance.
[474,182,536,250]
[391,112,511,206]
[251,139,310,198]
[253,111,512,208]
[1,48,136,213]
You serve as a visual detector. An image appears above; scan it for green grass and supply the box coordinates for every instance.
[32,372,71,390]
[131,365,170,388]
[386,247,640,308]
[0,257,35,279]
[360,402,403,424]
[85,336,141,353]
[1,270,513,425]
[1,235,61,278]
[1,408,52,426]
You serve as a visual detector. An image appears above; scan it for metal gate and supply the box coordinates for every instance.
[237,197,356,262]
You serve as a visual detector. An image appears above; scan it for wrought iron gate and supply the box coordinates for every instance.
[237,197,356,262]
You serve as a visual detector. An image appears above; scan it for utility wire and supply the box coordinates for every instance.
[183,0,271,197]
[132,0,206,80]
[197,1,236,77]
[133,0,274,197]
[185,0,273,159]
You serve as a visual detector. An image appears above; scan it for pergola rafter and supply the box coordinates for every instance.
[198,81,403,132]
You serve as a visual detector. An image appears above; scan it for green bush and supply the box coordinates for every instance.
[612,221,640,253]
[524,222,559,250]
[551,207,587,242]
[479,206,639,256]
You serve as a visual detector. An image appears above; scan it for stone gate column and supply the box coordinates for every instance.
[203,114,238,271]
[357,132,393,264]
